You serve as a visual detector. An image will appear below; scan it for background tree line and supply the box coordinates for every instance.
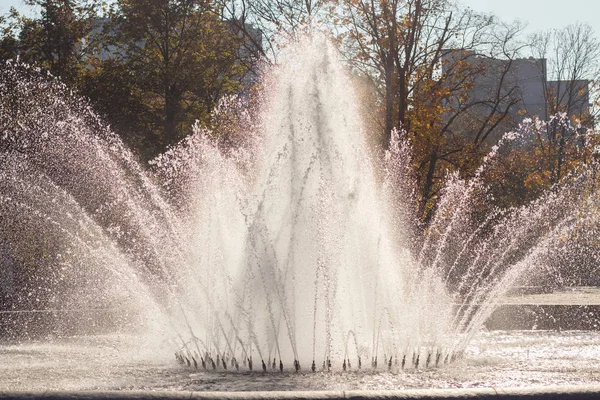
[1,0,253,160]
[2,0,600,230]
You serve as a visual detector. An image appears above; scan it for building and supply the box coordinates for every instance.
[442,50,591,143]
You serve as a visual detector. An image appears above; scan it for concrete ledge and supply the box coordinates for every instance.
[3,387,600,400]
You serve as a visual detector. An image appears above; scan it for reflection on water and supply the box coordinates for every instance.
[1,330,600,391]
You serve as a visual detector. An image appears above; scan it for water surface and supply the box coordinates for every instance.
[2,330,600,391]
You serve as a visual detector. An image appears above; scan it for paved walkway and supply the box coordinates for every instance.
[501,287,600,305]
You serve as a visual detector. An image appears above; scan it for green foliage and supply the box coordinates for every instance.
[101,0,247,159]
[0,0,250,161]
[2,0,98,83]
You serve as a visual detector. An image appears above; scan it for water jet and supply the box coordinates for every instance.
[1,33,600,391]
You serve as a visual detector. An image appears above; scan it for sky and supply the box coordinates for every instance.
[1,0,599,37]
[459,0,600,36]
[0,0,31,16]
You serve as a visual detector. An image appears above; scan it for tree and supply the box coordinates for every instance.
[217,0,335,62]
[0,0,99,83]
[0,0,253,160]
[79,0,248,160]
[530,22,600,185]
[78,57,157,155]
[103,0,246,158]
[0,10,21,62]
[338,0,526,223]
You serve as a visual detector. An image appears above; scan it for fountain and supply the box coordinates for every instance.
[1,34,600,391]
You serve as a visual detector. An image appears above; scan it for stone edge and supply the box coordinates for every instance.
[3,387,600,400]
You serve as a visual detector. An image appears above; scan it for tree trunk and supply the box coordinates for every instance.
[398,67,407,129]
[165,87,178,146]
[418,150,438,224]
[384,54,395,149]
